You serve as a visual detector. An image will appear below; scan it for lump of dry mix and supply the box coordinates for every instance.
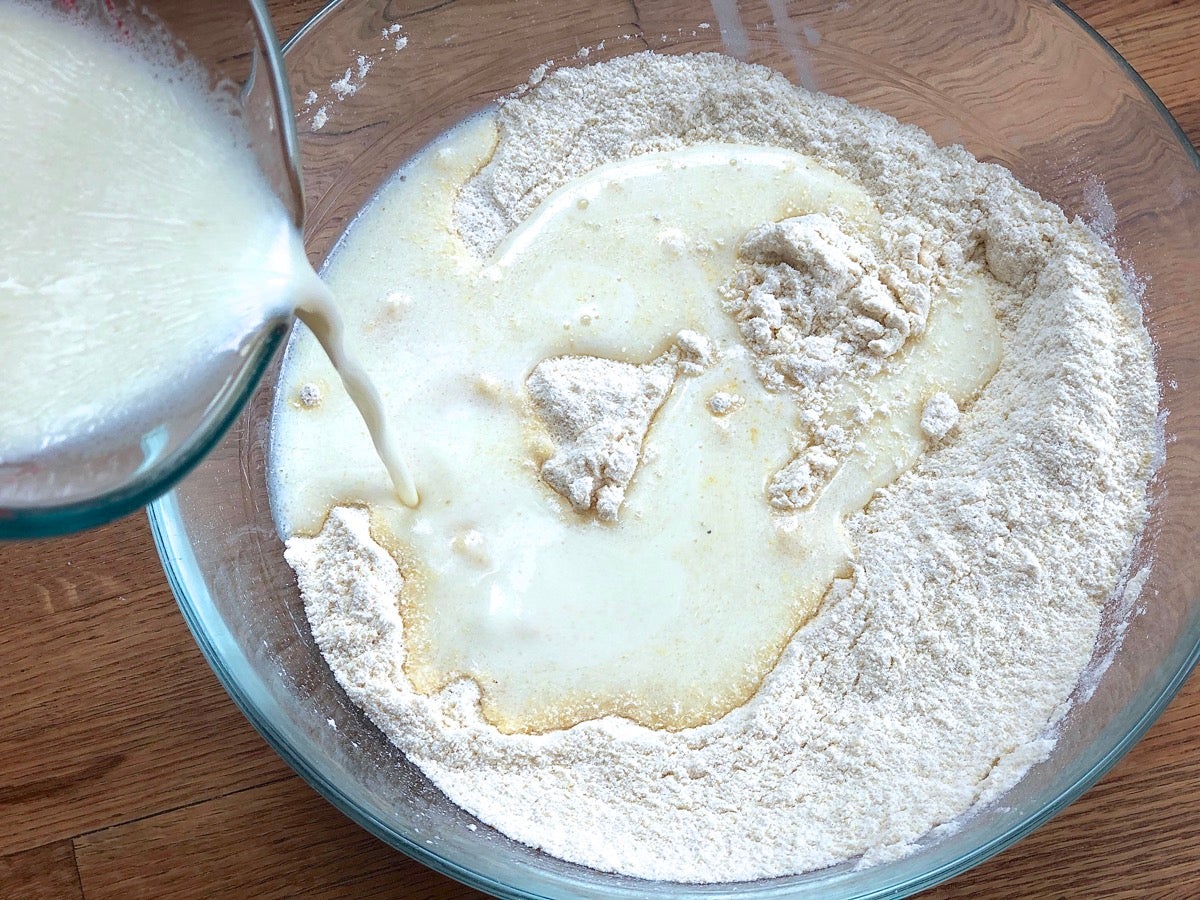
[526,331,712,521]
[721,213,931,394]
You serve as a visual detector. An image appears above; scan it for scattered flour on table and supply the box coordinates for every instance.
[303,22,408,132]
[285,52,1158,882]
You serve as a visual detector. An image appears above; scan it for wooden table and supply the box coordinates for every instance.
[2,1,1196,896]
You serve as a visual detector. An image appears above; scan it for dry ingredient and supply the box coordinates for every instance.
[283,52,1157,882]
[527,331,712,522]
[302,22,409,132]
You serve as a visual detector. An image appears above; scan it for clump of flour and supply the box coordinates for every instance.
[767,419,859,511]
[720,212,941,512]
[920,391,960,440]
[286,52,1158,883]
[526,332,712,522]
[723,214,931,392]
[528,354,674,522]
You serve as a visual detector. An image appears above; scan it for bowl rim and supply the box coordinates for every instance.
[150,0,1200,896]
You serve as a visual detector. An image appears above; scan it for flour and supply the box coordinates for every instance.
[526,331,712,522]
[527,355,675,522]
[284,52,1158,883]
[721,211,941,512]
[302,23,408,132]
[920,391,961,441]
[707,390,742,415]
[723,213,931,392]
[767,421,855,511]
[297,382,322,409]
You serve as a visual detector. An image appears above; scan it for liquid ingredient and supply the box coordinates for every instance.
[277,52,1158,882]
[0,2,293,462]
[272,133,1001,733]
[295,296,420,508]
[0,1,414,509]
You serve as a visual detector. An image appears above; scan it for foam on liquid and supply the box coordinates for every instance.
[269,116,1002,734]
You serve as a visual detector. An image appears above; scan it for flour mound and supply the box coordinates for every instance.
[526,333,713,522]
[724,213,930,393]
[768,421,856,511]
[527,355,673,522]
[920,391,961,441]
[723,212,938,512]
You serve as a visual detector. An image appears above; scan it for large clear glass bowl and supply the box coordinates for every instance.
[149,0,1200,896]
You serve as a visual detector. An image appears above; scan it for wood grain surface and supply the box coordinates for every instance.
[1,0,1196,896]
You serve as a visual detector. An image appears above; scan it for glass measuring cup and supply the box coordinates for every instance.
[0,0,304,538]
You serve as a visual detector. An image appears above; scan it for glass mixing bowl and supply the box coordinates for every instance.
[149,0,1200,896]
[0,0,302,539]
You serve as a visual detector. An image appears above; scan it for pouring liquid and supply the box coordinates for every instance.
[297,296,420,508]
[0,0,416,510]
